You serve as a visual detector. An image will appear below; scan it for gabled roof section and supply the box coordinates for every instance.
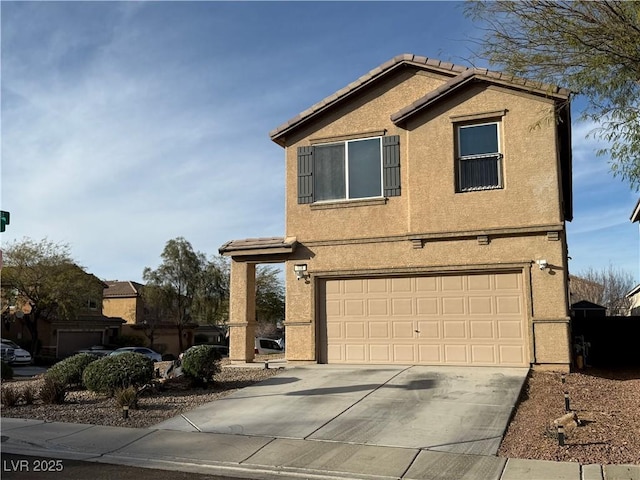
[103,280,144,298]
[269,53,570,146]
[390,67,570,125]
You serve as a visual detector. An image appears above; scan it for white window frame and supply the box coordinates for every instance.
[456,121,503,192]
[314,136,384,202]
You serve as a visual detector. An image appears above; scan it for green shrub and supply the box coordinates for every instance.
[181,345,222,386]
[46,353,98,387]
[1,386,20,407]
[1,361,13,380]
[21,384,37,405]
[83,352,154,396]
[114,386,138,409]
[38,377,67,404]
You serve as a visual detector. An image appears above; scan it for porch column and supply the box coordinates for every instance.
[228,260,256,363]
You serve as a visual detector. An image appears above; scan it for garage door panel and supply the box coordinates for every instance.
[393,344,416,362]
[393,321,414,338]
[417,298,438,315]
[323,272,527,367]
[468,297,493,314]
[345,322,366,339]
[471,345,496,364]
[369,322,390,338]
[418,344,442,363]
[391,298,413,315]
[496,296,521,314]
[370,345,391,362]
[417,320,440,339]
[442,297,465,315]
[444,344,468,363]
[498,321,524,339]
[495,273,520,290]
[368,299,388,315]
[499,345,525,365]
[346,344,366,362]
[470,320,494,339]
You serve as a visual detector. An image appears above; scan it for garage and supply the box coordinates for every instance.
[57,330,105,358]
[319,272,529,366]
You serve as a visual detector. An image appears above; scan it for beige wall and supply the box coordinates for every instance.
[275,66,570,369]
[103,297,142,325]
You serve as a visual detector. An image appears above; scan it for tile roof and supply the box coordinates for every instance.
[269,53,570,145]
[103,280,144,297]
[219,236,297,256]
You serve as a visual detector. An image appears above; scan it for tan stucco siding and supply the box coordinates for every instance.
[102,297,140,324]
[285,71,448,242]
[285,233,570,365]
[405,85,563,233]
[285,80,564,244]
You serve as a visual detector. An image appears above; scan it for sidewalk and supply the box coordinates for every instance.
[1,417,638,480]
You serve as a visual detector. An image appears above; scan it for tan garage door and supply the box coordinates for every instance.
[320,272,528,366]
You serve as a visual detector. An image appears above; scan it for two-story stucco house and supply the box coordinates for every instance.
[221,54,573,370]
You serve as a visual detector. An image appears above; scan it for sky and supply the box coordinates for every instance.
[1,1,638,285]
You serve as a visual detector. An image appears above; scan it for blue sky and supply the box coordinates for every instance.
[1,1,638,284]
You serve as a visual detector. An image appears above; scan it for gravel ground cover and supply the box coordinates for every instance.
[498,368,640,465]
[1,359,282,429]
[1,361,639,465]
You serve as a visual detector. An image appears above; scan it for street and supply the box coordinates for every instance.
[1,454,244,480]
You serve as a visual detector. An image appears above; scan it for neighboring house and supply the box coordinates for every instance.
[102,280,197,357]
[1,269,124,358]
[627,199,640,314]
[220,54,573,370]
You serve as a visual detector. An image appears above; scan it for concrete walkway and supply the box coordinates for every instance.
[2,418,638,480]
[1,364,638,479]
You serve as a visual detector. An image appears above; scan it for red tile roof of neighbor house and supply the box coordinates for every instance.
[269,53,570,145]
[103,280,144,297]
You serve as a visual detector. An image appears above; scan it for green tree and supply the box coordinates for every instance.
[255,265,285,326]
[1,238,103,354]
[465,1,640,189]
[193,255,229,326]
[142,237,204,352]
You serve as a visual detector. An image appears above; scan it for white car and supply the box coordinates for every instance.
[1,339,32,365]
[109,347,163,362]
[255,337,284,355]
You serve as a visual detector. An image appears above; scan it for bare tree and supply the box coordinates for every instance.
[570,266,635,315]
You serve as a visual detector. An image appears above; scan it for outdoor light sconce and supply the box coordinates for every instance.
[294,263,308,281]
[536,259,549,270]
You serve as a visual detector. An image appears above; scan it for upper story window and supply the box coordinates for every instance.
[315,137,382,201]
[297,135,400,204]
[87,299,98,310]
[456,122,503,192]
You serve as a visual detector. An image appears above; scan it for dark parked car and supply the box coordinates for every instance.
[1,343,15,364]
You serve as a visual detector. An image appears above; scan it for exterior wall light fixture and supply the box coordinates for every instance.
[536,259,549,270]
[294,264,308,281]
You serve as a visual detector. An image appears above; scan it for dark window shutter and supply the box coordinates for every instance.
[382,135,400,197]
[297,146,314,204]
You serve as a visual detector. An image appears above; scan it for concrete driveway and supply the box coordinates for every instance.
[154,365,528,456]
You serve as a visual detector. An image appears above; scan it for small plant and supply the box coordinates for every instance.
[39,377,67,404]
[1,386,20,407]
[46,353,98,387]
[83,352,154,396]
[1,361,13,380]
[20,383,37,405]
[181,344,222,387]
[114,386,139,409]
